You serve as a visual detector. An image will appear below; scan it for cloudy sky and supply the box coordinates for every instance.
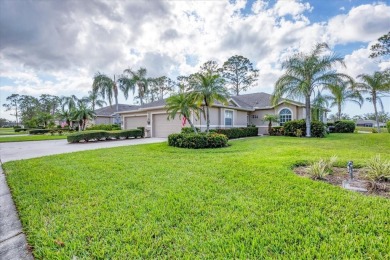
[0,0,389,120]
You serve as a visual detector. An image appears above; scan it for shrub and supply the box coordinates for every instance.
[214,127,258,139]
[269,126,284,136]
[86,124,121,131]
[29,129,51,135]
[283,120,326,138]
[334,120,355,133]
[307,156,337,179]
[387,121,390,133]
[371,128,378,133]
[181,127,200,134]
[67,130,142,143]
[365,155,390,182]
[137,127,145,138]
[13,126,21,129]
[14,128,28,132]
[168,133,228,149]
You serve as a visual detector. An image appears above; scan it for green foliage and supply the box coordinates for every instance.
[283,120,326,138]
[334,120,355,133]
[168,133,228,148]
[372,128,378,133]
[365,155,390,182]
[29,129,51,135]
[86,124,121,131]
[137,127,145,138]
[181,127,200,134]
[369,31,390,58]
[214,127,258,139]
[67,130,142,143]
[14,128,29,132]
[269,126,284,136]
[387,121,390,133]
[307,156,337,179]
[3,134,390,258]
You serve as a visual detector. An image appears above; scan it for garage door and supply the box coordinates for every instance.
[125,116,147,130]
[152,113,182,137]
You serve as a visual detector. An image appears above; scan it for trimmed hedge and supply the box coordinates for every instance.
[334,120,355,133]
[86,124,121,131]
[270,126,284,136]
[137,127,145,138]
[387,121,390,133]
[181,127,201,134]
[168,133,228,149]
[283,119,327,138]
[67,129,143,143]
[14,128,28,132]
[214,127,258,139]
[29,129,51,135]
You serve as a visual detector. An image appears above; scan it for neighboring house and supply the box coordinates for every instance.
[93,104,139,125]
[356,119,386,128]
[118,92,322,137]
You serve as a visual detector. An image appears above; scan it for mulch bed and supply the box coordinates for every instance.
[294,166,390,199]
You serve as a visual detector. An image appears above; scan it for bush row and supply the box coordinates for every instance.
[14,128,29,132]
[212,127,258,139]
[334,120,355,133]
[168,133,228,149]
[67,129,143,143]
[29,129,52,135]
[270,120,326,138]
[86,124,121,131]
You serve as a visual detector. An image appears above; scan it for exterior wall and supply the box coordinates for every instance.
[234,110,248,127]
[94,116,113,125]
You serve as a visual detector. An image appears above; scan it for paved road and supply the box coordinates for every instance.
[0,138,167,163]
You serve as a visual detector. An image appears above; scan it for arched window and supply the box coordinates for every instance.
[279,108,292,126]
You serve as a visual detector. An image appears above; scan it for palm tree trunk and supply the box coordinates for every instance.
[337,104,341,121]
[206,106,210,133]
[373,94,380,133]
[305,96,311,137]
[268,121,272,135]
[187,118,198,134]
[115,93,120,125]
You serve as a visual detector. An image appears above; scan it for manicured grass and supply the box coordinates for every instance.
[0,135,67,142]
[355,126,387,132]
[0,127,26,135]
[3,134,390,258]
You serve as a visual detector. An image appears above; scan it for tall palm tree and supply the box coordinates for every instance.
[87,91,106,111]
[92,73,120,124]
[324,81,363,121]
[166,92,202,133]
[119,67,149,105]
[60,95,78,112]
[191,70,229,133]
[356,70,390,132]
[272,43,350,137]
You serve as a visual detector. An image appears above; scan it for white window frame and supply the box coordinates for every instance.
[224,109,234,127]
[278,108,292,126]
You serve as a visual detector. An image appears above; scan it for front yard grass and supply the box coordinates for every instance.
[3,134,390,258]
[0,127,26,135]
[0,134,67,142]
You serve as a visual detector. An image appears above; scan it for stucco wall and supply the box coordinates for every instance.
[94,116,113,125]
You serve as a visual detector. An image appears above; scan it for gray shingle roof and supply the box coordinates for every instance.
[95,104,139,116]
[231,92,305,109]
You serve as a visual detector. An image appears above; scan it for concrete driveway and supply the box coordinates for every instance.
[0,138,167,163]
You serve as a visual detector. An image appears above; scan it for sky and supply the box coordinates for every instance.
[0,0,389,121]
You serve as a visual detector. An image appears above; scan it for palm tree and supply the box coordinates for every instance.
[72,104,96,131]
[263,114,279,135]
[272,43,349,137]
[57,110,72,129]
[166,92,202,133]
[119,67,149,105]
[60,95,78,112]
[87,91,106,111]
[356,70,390,132]
[92,73,120,124]
[191,70,229,133]
[324,81,363,121]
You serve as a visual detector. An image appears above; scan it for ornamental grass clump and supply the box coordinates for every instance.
[365,155,390,182]
[307,156,337,179]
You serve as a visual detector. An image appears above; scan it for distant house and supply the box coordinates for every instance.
[356,119,386,128]
[117,92,325,138]
[93,104,139,125]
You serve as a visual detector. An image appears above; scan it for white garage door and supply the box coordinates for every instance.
[152,113,182,137]
[125,116,147,130]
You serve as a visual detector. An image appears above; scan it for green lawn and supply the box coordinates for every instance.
[0,127,27,135]
[0,134,67,142]
[3,134,390,258]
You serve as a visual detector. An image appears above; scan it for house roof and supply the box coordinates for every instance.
[95,104,139,116]
[117,92,305,114]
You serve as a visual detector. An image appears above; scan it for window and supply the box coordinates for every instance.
[279,108,292,126]
[225,110,233,126]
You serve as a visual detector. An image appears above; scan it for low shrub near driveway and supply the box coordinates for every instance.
[168,133,228,148]
[67,129,142,143]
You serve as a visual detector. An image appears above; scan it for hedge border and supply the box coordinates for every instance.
[67,129,143,143]
[168,133,228,149]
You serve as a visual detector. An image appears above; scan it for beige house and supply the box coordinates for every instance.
[118,92,310,137]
